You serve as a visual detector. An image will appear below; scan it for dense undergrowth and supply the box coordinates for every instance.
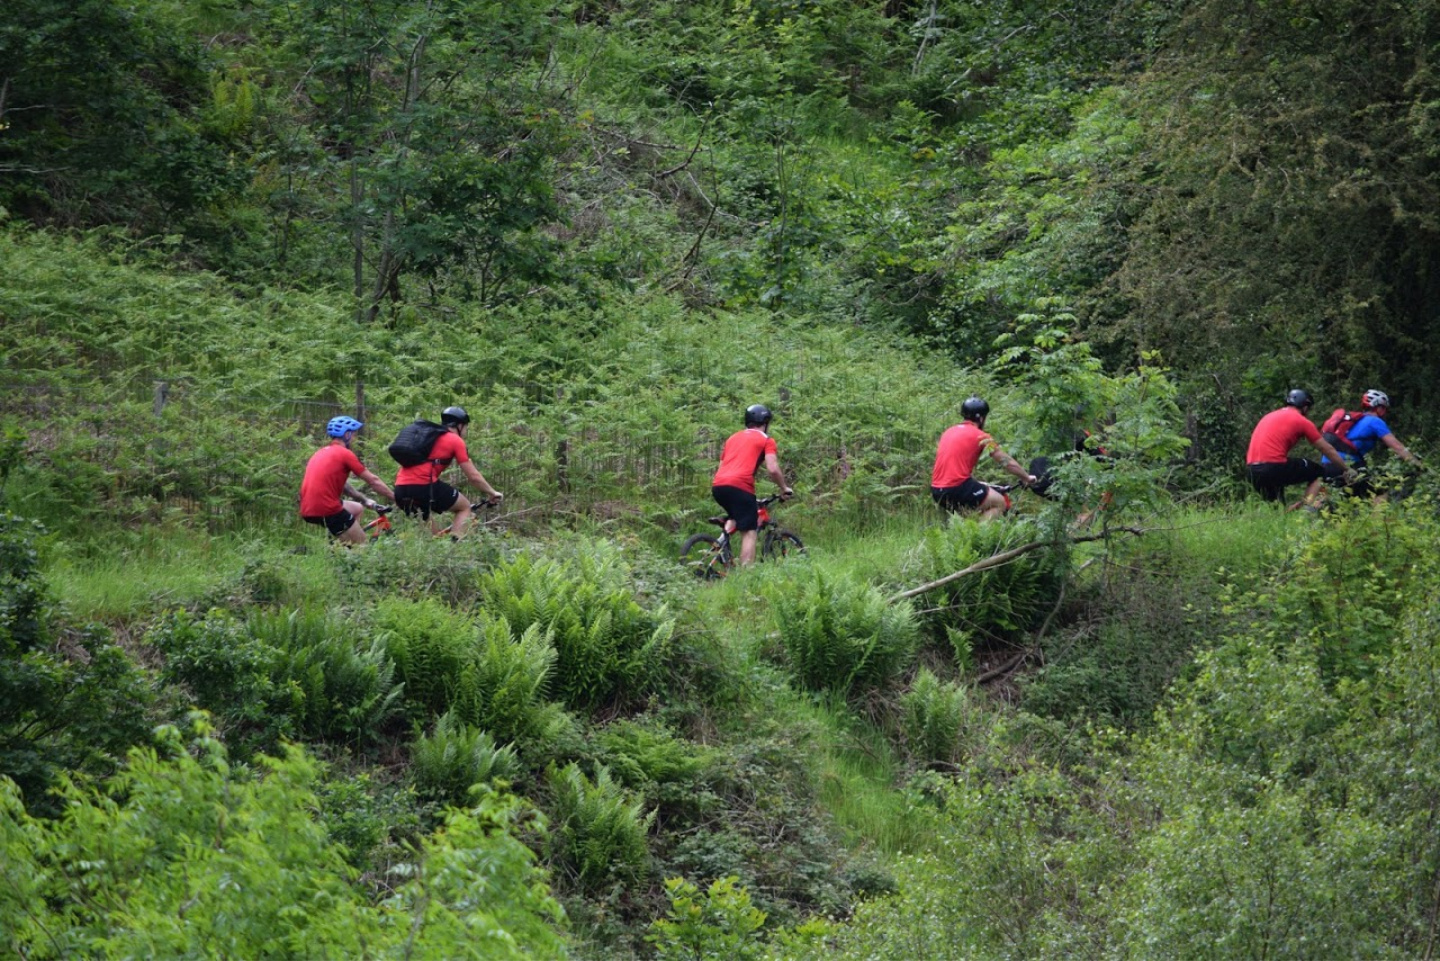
[8,0,1440,954]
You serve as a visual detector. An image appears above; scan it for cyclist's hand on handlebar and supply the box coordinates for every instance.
[1025,474,1038,487]
[782,487,795,500]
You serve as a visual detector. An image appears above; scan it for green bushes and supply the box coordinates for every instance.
[412,710,521,806]
[767,570,919,697]
[148,605,401,752]
[0,721,568,958]
[547,761,655,892]
[897,668,978,768]
[909,519,1062,663]
[0,512,161,813]
[376,596,571,750]
[373,595,477,717]
[477,547,674,712]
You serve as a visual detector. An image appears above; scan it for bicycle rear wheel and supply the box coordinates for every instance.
[680,533,732,579]
[762,530,805,562]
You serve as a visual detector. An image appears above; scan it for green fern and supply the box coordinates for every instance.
[768,571,919,697]
[411,710,521,806]
[373,597,477,719]
[477,549,674,713]
[899,668,975,768]
[546,761,655,892]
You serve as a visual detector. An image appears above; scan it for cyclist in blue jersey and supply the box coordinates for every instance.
[1321,389,1421,494]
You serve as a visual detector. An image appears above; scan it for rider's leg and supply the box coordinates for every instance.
[738,529,759,565]
[977,487,1009,522]
[449,493,474,537]
[336,501,367,545]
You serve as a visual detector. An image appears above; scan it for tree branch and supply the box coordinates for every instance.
[887,526,1145,604]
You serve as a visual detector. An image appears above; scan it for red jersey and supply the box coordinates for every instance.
[932,422,993,488]
[712,428,777,494]
[394,430,470,485]
[299,442,366,517]
[1245,407,1321,464]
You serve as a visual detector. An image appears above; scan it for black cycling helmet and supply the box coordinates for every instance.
[441,405,470,427]
[1284,388,1313,409]
[960,396,990,422]
[744,404,773,428]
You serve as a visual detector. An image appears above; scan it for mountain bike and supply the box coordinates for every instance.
[680,495,804,578]
[361,504,395,540]
[361,498,499,540]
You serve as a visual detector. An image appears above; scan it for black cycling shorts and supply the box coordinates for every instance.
[932,479,991,512]
[303,509,356,537]
[394,482,461,519]
[712,485,760,531]
[1245,459,1325,502]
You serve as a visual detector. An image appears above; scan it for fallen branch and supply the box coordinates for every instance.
[975,646,1036,684]
[887,526,1144,604]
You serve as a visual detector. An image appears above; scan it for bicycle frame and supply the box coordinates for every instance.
[681,495,803,577]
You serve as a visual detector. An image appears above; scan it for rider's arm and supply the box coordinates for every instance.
[763,452,794,497]
[460,460,503,501]
[987,444,1037,485]
[1314,435,1348,466]
[1380,433,1420,463]
[354,470,395,505]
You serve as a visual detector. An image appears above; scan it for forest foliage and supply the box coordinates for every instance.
[6,0,1440,957]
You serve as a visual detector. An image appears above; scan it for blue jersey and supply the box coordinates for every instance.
[1324,414,1392,464]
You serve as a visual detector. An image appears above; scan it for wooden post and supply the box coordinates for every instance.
[355,378,366,423]
[153,381,169,417]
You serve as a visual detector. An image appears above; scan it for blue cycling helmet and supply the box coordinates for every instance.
[326,416,364,438]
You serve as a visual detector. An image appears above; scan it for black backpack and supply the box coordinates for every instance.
[387,420,447,467]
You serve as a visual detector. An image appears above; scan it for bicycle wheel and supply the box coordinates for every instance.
[762,530,805,562]
[680,533,732,579]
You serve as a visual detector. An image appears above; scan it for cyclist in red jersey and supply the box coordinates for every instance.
[392,406,503,538]
[931,396,1036,522]
[712,404,793,566]
[1245,389,1352,507]
[299,416,396,545]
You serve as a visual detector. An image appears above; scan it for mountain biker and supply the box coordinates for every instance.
[1244,389,1353,507]
[299,416,396,545]
[392,406,503,538]
[711,403,793,567]
[931,396,1037,522]
[1320,389,1422,491]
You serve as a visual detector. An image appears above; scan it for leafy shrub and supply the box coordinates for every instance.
[595,717,722,818]
[898,668,975,768]
[648,875,767,961]
[373,596,477,719]
[251,607,403,743]
[412,710,521,806]
[767,571,918,697]
[340,531,505,606]
[596,718,716,789]
[546,761,654,892]
[147,609,294,753]
[448,614,560,745]
[908,519,1062,662]
[478,548,674,713]
[0,720,567,958]
[314,770,421,874]
[150,605,403,752]
[0,513,160,812]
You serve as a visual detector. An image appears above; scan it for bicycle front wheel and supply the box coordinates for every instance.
[762,530,805,562]
[680,533,732,579]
